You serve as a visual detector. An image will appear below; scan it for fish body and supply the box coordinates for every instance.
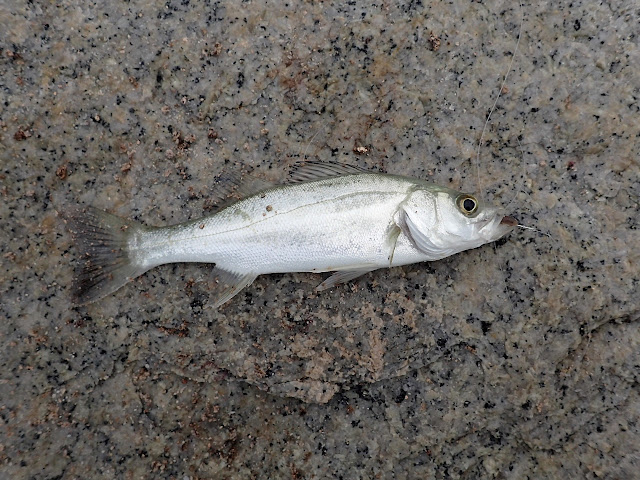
[68,162,516,307]
[143,174,435,272]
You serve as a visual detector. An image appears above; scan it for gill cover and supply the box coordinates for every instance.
[394,189,459,260]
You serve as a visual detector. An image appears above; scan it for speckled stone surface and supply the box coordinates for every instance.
[1,0,638,478]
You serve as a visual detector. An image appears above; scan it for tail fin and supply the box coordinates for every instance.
[65,206,149,305]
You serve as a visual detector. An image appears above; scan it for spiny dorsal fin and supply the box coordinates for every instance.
[289,161,375,183]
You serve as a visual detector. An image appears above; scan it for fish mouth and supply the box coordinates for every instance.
[500,216,518,227]
[478,214,518,241]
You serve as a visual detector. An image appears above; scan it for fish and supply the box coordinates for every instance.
[66,161,517,308]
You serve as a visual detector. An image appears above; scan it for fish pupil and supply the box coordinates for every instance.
[463,198,476,212]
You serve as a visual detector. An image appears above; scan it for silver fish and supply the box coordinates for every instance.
[66,162,517,307]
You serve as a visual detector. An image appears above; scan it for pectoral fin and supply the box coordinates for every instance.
[385,223,402,265]
[316,268,376,291]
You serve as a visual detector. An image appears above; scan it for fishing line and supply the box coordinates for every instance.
[475,0,524,202]
[301,121,327,161]
[298,94,341,164]
[516,224,551,237]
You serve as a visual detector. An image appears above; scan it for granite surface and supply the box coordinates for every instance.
[1,0,638,478]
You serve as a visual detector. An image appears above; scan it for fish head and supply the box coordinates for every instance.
[402,187,517,258]
[440,190,516,242]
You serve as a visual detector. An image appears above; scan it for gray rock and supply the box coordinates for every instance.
[1,0,637,478]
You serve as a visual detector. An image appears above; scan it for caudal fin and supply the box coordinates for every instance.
[65,206,149,304]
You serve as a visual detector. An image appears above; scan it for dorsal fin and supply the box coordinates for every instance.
[207,170,275,210]
[288,161,374,183]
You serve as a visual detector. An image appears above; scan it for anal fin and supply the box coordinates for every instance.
[316,268,376,291]
[207,267,257,308]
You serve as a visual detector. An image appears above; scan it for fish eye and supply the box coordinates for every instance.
[457,194,478,216]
